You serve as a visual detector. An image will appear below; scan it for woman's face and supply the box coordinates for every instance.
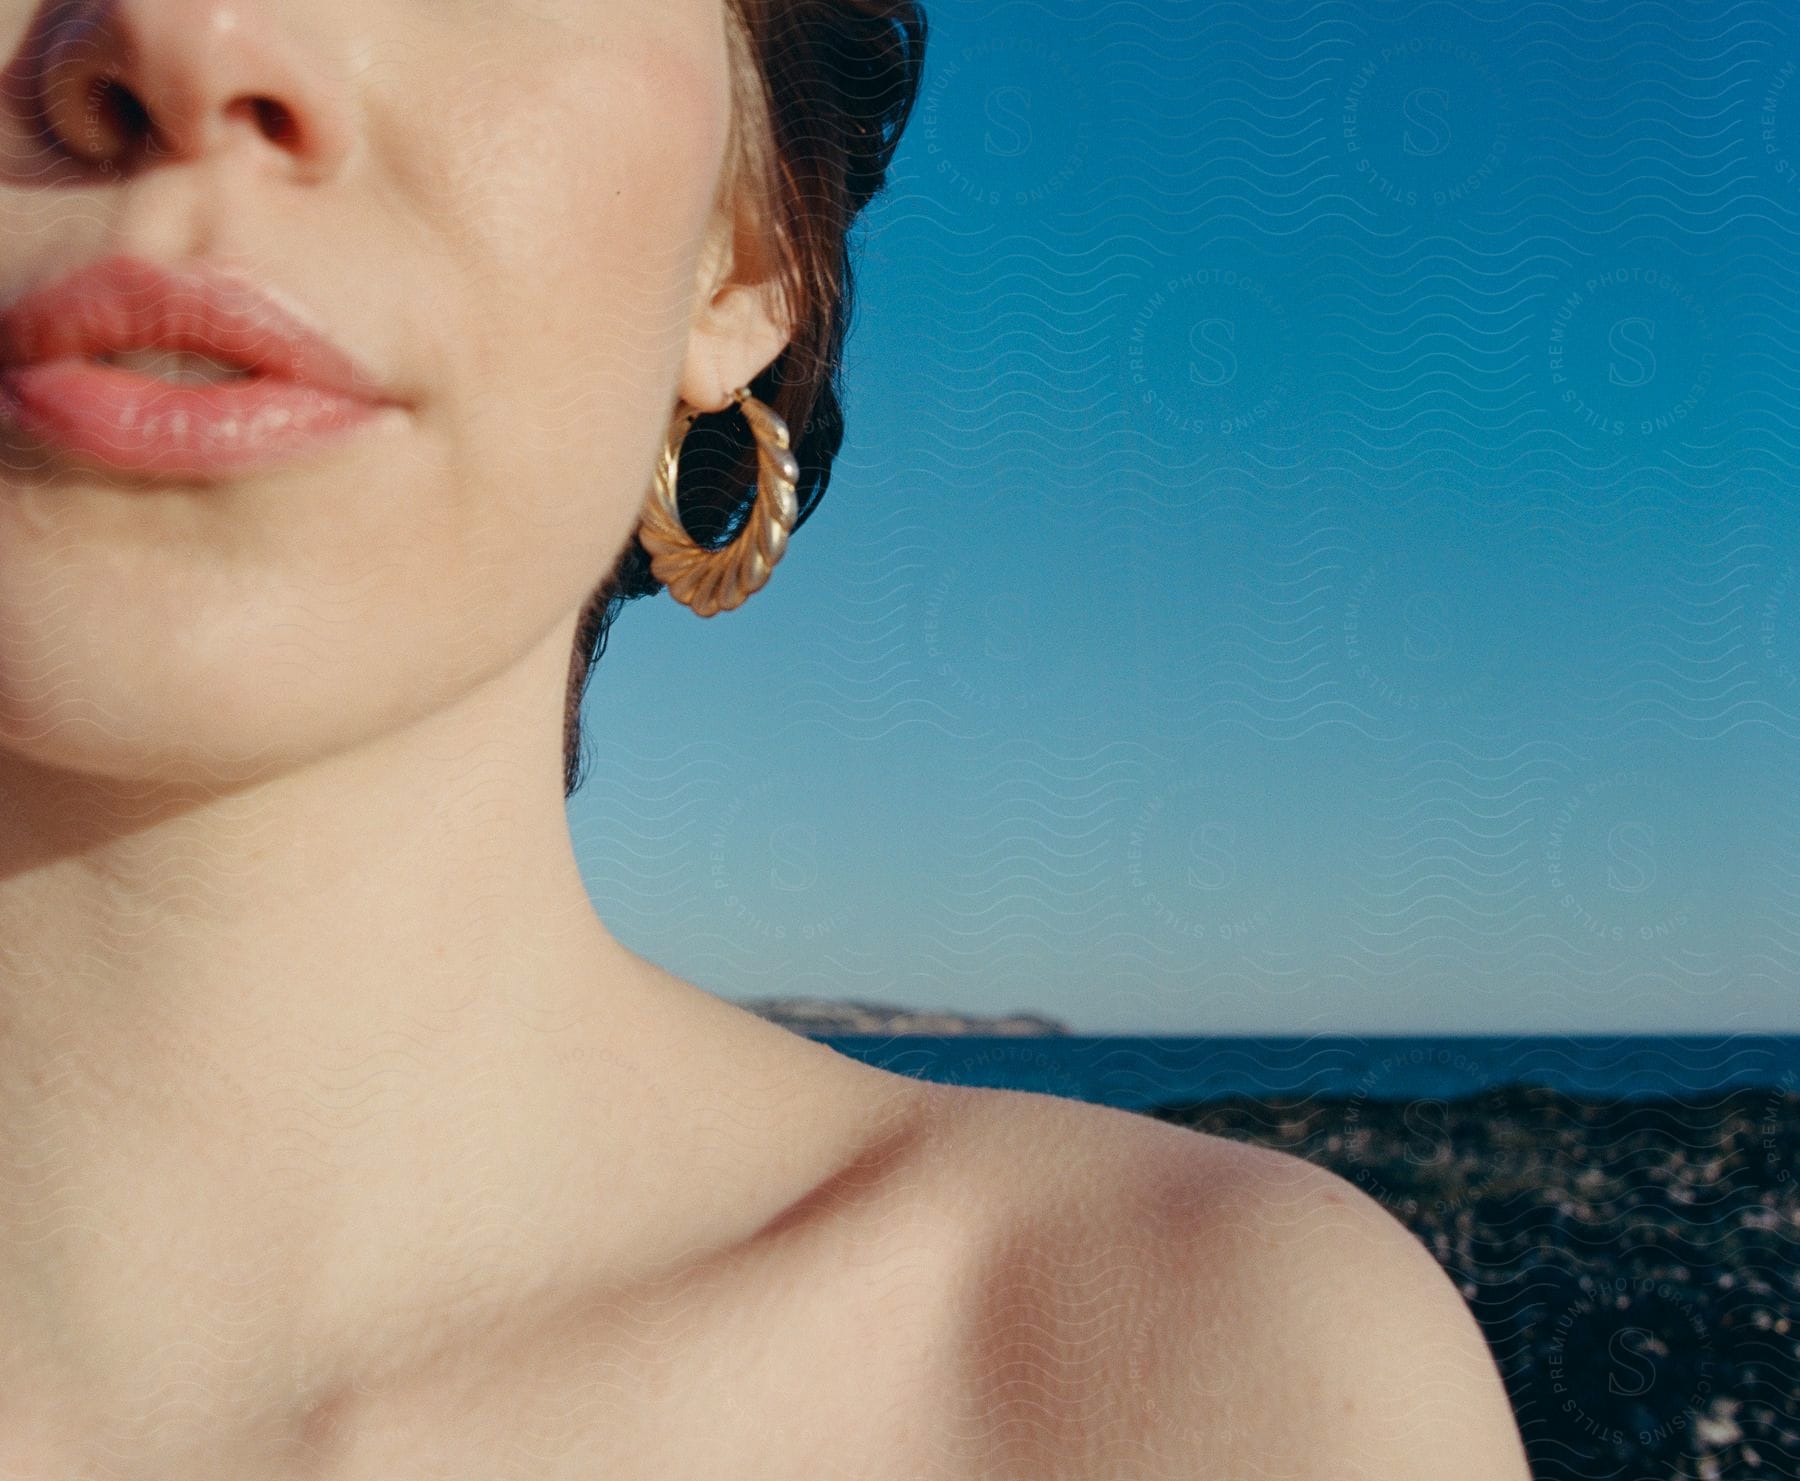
[0,0,779,784]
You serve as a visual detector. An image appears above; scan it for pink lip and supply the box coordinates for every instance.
[0,252,407,479]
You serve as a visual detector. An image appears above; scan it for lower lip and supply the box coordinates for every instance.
[0,355,399,478]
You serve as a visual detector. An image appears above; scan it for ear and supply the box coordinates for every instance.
[676,209,796,416]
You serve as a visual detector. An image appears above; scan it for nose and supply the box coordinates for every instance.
[30,0,355,181]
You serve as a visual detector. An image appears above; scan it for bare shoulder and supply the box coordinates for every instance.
[927,1084,1532,1481]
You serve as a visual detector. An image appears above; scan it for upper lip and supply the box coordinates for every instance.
[0,253,402,404]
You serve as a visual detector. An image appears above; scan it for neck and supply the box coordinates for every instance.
[0,679,878,1447]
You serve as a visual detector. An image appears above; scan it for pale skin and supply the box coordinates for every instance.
[0,1,1533,1477]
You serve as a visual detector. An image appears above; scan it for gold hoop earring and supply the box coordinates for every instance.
[638,386,800,618]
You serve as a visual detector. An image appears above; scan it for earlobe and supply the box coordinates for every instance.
[677,242,795,415]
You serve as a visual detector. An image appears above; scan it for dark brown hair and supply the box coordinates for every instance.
[561,0,929,799]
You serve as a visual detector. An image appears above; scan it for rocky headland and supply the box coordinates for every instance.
[739,996,1070,1037]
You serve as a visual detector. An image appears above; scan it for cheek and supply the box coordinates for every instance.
[428,27,732,623]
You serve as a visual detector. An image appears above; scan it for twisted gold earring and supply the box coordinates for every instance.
[637,386,800,618]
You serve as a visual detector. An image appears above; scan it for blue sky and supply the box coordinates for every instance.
[568,0,1800,1035]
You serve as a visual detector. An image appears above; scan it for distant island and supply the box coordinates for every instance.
[739,996,1071,1036]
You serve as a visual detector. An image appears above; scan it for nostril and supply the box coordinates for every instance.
[89,77,149,146]
[50,73,149,163]
[30,15,155,164]
[240,96,299,150]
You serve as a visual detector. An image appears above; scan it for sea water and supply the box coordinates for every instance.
[813,1034,1800,1111]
